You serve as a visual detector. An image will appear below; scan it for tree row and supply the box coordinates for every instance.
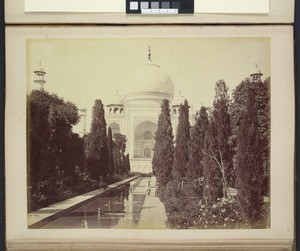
[28,92,130,212]
[153,77,270,228]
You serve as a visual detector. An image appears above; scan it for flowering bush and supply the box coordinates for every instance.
[160,180,269,229]
[161,180,201,228]
[195,198,243,229]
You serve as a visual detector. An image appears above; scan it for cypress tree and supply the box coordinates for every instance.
[202,118,222,202]
[235,89,264,227]
[124,154,131,173]
[86,99,109,179]
[152,99,174,186]
[230,77,270,195]
[187,106,209,180]
[172,99,190,181]
[201,80,233,201]
[213,80,232,180]
[107,127,115,176]
[113,133,127,175]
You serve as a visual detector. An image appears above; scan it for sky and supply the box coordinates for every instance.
[27,38,270,133]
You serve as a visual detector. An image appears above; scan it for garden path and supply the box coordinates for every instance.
[136,176,168,229]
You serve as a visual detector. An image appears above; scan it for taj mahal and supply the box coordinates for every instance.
[104,49,195,173]
[33,48,263,174]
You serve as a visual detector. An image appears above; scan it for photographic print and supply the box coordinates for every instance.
[26,37,271,230]
[5,26,294,250]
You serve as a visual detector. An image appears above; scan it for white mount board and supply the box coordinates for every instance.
[6,0,293,24]
[25,0,269,14]
[5,25,294,250]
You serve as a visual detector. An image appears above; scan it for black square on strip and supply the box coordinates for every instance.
[179,0,194,13]
[172,2,180,9]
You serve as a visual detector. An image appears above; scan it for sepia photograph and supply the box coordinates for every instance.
[26,37,270,230]
[5,26,294,250]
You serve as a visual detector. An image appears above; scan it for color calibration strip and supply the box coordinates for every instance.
[126,0,194,14]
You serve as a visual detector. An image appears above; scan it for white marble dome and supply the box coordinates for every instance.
[125,63,174,102]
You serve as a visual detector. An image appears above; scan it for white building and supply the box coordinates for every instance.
[33,58,263,174]
[105,51,194,173]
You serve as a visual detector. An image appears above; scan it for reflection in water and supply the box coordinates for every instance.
[41,177,149,229]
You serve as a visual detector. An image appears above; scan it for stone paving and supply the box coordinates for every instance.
[136,176,168,229]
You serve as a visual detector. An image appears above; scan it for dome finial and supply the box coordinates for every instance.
[148,46,152,61]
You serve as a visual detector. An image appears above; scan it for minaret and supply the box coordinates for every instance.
[79,108,87,136]
[250,64,263,83]
[34,62,46,91]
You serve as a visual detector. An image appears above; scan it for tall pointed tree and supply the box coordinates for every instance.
[113,133,127,175]
[85,99,109,179]
[212,80,232,171]
[172,99,190,181]
[230,77,270,195]
[202,118,222,202]
[152,99,174,186]
[235,89,264,227]
[187,106,209,180]
[124,154,131,174]
[107,127,115,176]
[201,80,233,201]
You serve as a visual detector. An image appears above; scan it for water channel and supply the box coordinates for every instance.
[40,176,166,229]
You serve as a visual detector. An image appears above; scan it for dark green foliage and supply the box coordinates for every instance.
[107,127,115,176]
[187,106,209,181]
[172,100,190,181]
[202,80,233,201]
[152,99,174,186]
[62,133,85,178]
[113,133,127,175]
[230,77,270,195]
[213,80,231,147]
[28,90,83,211]
[212,80,233,185]
[85,99,109,179]
[28,91,132,212]
[160,76,270,229]
[28,90,80,187]
[202,120,223,202]
[124,154,131,173]
[161,180,199,229]
[235,89,264,227]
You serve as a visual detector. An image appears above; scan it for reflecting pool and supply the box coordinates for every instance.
[40,176,155,229]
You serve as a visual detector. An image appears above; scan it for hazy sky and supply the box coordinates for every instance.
[27,38,270,133]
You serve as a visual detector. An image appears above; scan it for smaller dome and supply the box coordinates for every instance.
[108,90,124,106]
[172,91,186,106]
[250,65,263,76]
